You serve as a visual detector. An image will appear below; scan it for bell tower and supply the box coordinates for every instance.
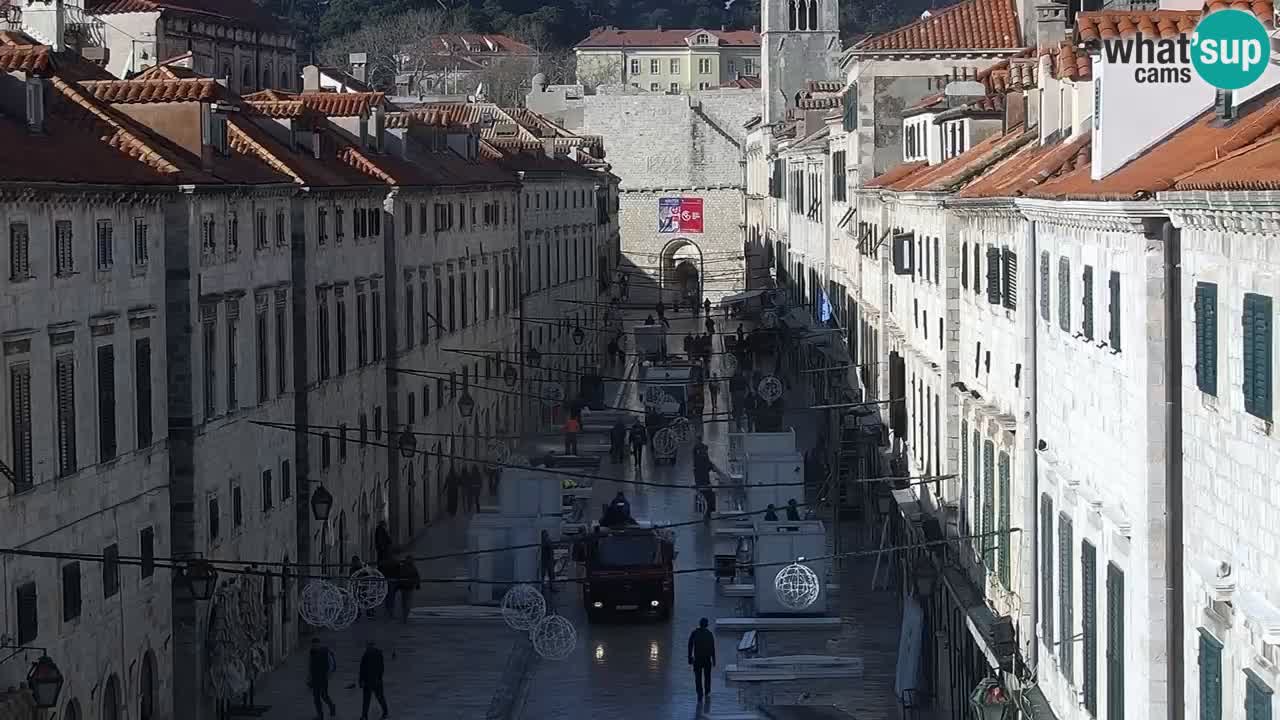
[761,0,841,123]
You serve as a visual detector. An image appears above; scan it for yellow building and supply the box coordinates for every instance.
[574,26,761,92]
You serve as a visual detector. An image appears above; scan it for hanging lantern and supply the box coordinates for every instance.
[182,559,219,602]
[527,347,542,367]
[26,655,64,708]
[572,326,586,346]
[458,390,476,418]
[503,365,518,388]
[969,678,1013,720]
[310,483,334,522]
[397,426,418,458]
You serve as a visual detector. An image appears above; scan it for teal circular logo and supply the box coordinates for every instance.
[1191,9,1271,90]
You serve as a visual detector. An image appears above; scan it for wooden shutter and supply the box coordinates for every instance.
[62,562,81,621]
[1082,540,1098,716]
[889,352,907,439]
[1106,563,1126,720]
[961,420,970,531]
[9,364,32,489]
[1059,257,1071,332]
[933,237,940,284]
[103,543,119,598]
[55,352,76,476]
[962,243,969,289]
[96,344,116,462]
[1002,248,1018,310]
[1199,630,1223,720]
[1108,271,1122,351]
[1083,265,1095,339]
[1246,674,1274,720]
[997,451,1012,588]
[986,247,1003,305]
[135,338,152,447]
[973,430,982,556]
[1040,251,1051,321]
[1243,293,1273,421]
[973,243,982,294]
[1195,283,1219,395]
[15,582,37,644]
[982,440,995,569]
[1059,513,1075,680]
[1041,495,1055,646]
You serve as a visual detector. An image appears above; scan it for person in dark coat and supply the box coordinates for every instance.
[396,557,420,623]
[349,555,364,576]
[373,521,392,565]
[708,374,720,412]
[445,465,460,516]
[736,324,746,344]
[380,553,400,618]
[692,443,721,520]
[683,333,694,356]
[307,637,337,719]
[704,316,716,336]
[644,315,655,326]
[540,530,557,592]
[786,498,801,521]
[629,421,647,469]
[613,334,627,365]
[358,640,388,720]
[606,337,620,367]
[609,420,628,463]
[763,504,779,521]
[703,298,713,317]
[655,300,670,328]
[688,617,716,700]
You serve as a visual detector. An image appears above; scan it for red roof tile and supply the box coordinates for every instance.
[0,103,174,185]
[425,34,535,56]
[896,126,1035,191]
[0,30,40,46]
[301,91,383,117]
[956,132,1091,198]
[864,161,928,189]
[722,75,761,89]
[977,50,1038,92]
[855,0,1022,52]
[1076,9,1200,40]
[0,44,51,73]
[904,93,946,116]
[85,0,282,31]
[575,27,760,48]
[79,78,221,103]
[1040,41,1091,81]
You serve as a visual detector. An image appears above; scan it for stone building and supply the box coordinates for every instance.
[575,27,760,93]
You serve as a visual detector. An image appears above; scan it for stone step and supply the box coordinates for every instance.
[714,616,844,632]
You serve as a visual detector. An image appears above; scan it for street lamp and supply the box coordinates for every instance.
[503,365,518,388]
[397,426,418,459]
[179,559,219,602]
[527,347,542,367]
[457,389,476,418]
[310,483,334,522]
[572,325,585,346]
[26,655,64,708]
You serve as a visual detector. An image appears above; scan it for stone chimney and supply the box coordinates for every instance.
[25,76,45,134]
[1035,2,1069,51]
[543,137,556,157]
[349,53,367,84]
[303,65,321,92]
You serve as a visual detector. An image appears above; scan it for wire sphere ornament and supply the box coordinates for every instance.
[326,587,360,630]
[642,386,669,409]
[488,439,512,468]
[668,417,693,445]
[542,382,565,403]
[299,580,343,627]
[349,565,389,611]
[652,428,679,458]
[761,310,779,329]
[757,375,784,403]
[509,453,531,467]
[774,559,822,611]
[615,332,631,350]
[530,614,578,661]
[722,352,739,375]
[501,584,548,631]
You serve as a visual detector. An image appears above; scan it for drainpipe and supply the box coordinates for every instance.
[1164,220,1186,720]
[1022,217,1040,673]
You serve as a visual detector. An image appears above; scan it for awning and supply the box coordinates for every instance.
[720,289,767,306]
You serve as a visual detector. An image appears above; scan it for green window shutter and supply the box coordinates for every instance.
[1199,630,1223,720]
[973,430,982,556]
[1108,271,1122,351]
[1040,251,1051,321]
[1059,256,1072,332]
[1195,282,1219,396]
[1246,673,1274,720]
[962,243,970,290]
[961,420,970,532]
[982,440,995,569]
[1083,265,1095,340]
[986,247,1003,305]
[997,451,1012,588]
[1041,495,1055,647]
[974,243,982,295]
[1059,513,1075,681]
[1082,540,1098,716]
[1242,293,1273,421]
[1106,563,1126,720]
[1002,248,1018,310]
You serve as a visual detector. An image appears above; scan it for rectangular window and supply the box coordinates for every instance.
[1195,282,1218,395]
[276,209,287,246]
[262,469,273,511]
[317,288,331,380]
[274,295,287,394]
[62,563,81,621]
[133,217,149,266]
[630,59,640,74]
[986,247,1003,305]
[202,306,217,418]
[1243,292,1273,421]
[1108,271,1122,350]
[96,344,116,462]
[96,220,114,270]
[102,544,119,598]
[356,291,369,366]
[318,206,328,245]
[256,303,269,402]
[420,279,430,345]
[321,432,331,469]
[981,440,995,569]
[1059,256,1072,332]
[698,58,711,74]
[226,302,239,410]
[1083,265,1095,339]
[55,220,73,276]
[200,214,215,256]
[1106,563,1126,720]
[448,274,457,332]
[9,364,33,490]
[1246,675,1274,720]
[1041,494,1055,648]
[460,273,469,329]
[336,207,345,241]
[1040,251,1051,321]
[973,242,982,294]
[406,284,415,348]
[9,221,30,280]
[670,58,679,73]
[434,275,444,339]
[227,211,239,255]
[140,526,155,578]
[335,289,347,374]
[16,582,37,644]
[997,450,1012,588]
[232,484,243,527]
[255,209,268,249]
[281,459,291,500]
[55,352,77,476]
[1059,513,1074,680]
[371,287,383,361]
[1200,630,1223,720]
[1080,538,1100,712]
[650,59,659,73]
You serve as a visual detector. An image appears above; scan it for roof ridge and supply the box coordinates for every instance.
[1012,131,1092,194]
[51,77,184,175]
[927,126,1036,192]
[227,119,305,185]
[858,0,1023,52]
[338,143,396,184]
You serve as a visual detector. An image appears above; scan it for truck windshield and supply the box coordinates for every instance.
[595,535,662,567]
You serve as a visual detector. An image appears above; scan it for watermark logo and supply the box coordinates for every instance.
[1099,8,1269,90]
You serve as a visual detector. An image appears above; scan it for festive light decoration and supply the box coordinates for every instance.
[774,559,821,610]
[488,440,512,467]
[722,353,739,375]
[757,375,784,403]
[327,587,359,630]
[299,580,343,627]
[501,584,548,631]
[348,566,389,610]
[542,383,565,403]
[530,614,578,661]
[668,417,693,445]
[761,310,779,329]
[652,428,679,458]
[642,386,670,409]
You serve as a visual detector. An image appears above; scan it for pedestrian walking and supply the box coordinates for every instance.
[619,272,630,300]
[307,637,337,719]
[705,316,716,336]
[610,420,628,463]
[708,375,720,412]
[786,498,801,521]
[693,442,722,520]
[541,530,557,592]
[736,324,746,344]
[688,617,716,700]
[466,465,483,512]
[683,333,694,357]
[373,521,392,565]
[397,556,420,623]
[349,555,364,576]
[563,414,581,455]
[380,554,400,618]
[358,640,389,720]
[607,337,620,367]
[629,420,647,469]
[613,334,626,366]
[656,300,671,328]
[644,315,656,326]
[704,298,712,317]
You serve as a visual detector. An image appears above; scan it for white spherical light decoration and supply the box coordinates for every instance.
[642,386,669,410]
[501,584,547,631]
[299,580,343,627]
[327,587,359,630]
[757,375,784,403]
[530,614,578,661]
[668,417,693,444]
[349,565,389,611]
[773,559,821,611]
[722,353,739,375]
[652,428,678,458]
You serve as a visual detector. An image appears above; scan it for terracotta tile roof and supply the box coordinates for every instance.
[864,161,928,189]
[0,32,115,81]
[489,147,602,177]
[854,0,1022,52]
[934,93,1006,121]
[132,55,204,80]
[956,131,1091,198]
[227,116,379,188]
[903,93,946,117]
[0,30,40,46]
[805,80,844,93]
[385,109,466,130]
[245,99,307,118]
[722,75,761,89]
[425,34,535,55]
[0,44,51,73]
[1027,90,1280,200]
[897,125,1036,192]
[85,0,282,31]
[301,91,383,117]
[575,27,760,48]
[1076,9,1200,40]
[243,89,294,101]
[80,78,222,103]
[1170,133,1280,190]
[797,95,842,110]
[49,77,189,176]
[977,50,1038,92]
[1040,40,1091,81]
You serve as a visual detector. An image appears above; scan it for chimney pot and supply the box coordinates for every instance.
[543,137,556,158]
[303,65,321,92]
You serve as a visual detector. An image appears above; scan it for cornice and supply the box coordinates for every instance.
[1013,198,1164,234]
[0,185,171,205]
[944,197,1020,218]
[1159,191,1280,234]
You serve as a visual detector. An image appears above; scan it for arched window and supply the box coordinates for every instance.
[242,65,252,90]
[788,0,798,30]
[140,651,156,720]
[808,0,818,30]
[221,60,231,80]
[64,700,82,720]
[280,68,290,90]
[103,675,121,720]
[262,64,271,90]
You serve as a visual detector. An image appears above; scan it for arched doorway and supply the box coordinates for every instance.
[139,650,156,720]
[660,238,704,306]
[103,674,121,720]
